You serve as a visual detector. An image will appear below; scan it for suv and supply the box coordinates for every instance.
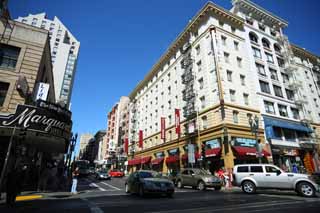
[176,168,223,191]
[233,164,319,197]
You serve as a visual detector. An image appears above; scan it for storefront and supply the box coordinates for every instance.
[165,148,180,175]
[151,152,164,172]
[203,138,223,173]
[141,156,152,170]
[0,101,72,191]
[181,144,200,168]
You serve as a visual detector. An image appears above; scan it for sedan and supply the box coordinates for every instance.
[96,171,111,180]
[109,169,124,177]
[125,170,175,197]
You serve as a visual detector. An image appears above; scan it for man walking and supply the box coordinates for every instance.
[70,167,79,194]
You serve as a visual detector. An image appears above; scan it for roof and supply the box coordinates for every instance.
[291,44,320,64]
[129,1,244,99]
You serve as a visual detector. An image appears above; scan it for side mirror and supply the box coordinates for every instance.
[276,170,281,176]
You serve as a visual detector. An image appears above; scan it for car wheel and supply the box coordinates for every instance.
[139,185,145,197]
[242,181,256,194]
[125,184,130,193]
[297,182,315,197]
[177,180,183,189]
[197,181,206,191]
[214,186,222,191]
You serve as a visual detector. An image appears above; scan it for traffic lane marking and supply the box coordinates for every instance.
[89,182,106,191]
[100,181,121,190]
[15,195,43,201]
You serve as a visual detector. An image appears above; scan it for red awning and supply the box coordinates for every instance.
[141,156,151,164]
[166,155,179,164]
[233,146,271,157]
[128,158,141,166]
[151,157,164,165]
[205,148,221,157]
[181,153,201,161]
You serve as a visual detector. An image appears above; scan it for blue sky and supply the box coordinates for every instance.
[10,0,320,154]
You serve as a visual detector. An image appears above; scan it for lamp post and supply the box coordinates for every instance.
[248,115,262,164]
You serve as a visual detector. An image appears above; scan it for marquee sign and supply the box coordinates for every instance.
[0,100,72,140]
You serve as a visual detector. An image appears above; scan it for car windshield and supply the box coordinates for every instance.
[139,171,157,178]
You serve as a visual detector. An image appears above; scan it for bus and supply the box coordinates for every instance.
[74,160,90,176]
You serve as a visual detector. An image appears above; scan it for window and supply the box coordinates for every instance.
[0,82,9,106]
[249,32,258,43]
[237,166,249,173]
[231,27,236,33]
[285,89,294,101]
[250,166,263,173]
[274,44,281,54]
[281,73,289,83]
[22,19,27,23]
[221,36,227,46]
[273,85,283,97]
[202,116,208,129]
[233,111,239,123]
[219,21,224,27]
[230,90,236,102]
[168,115,172,125]
[252,47,262,58]
[278,104,288,117]
[264,101,275,114]
[234,41,239,50]
[200,96,206,109]
[265,166,280,173]
[243,93,249,105]
[256,63,266,76]
[260,81,270,93]
[168,100,172,109]
[0,44,21,69]
[266,52,274,63]
[224,52,229,63]
[259,23,265,32]
[270,68,278,81]
[198,78,204,89]
[262,38,270,49]
[240,75,246,86]
[227,70,232,82]
[291,108,300,119]
[237,57,242,68]
[195,45,200,55]
[277,57,285,68]
[168,86,171,95]
[197,60,202,72]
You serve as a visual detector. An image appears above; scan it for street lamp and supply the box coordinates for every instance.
[248,115,262,164]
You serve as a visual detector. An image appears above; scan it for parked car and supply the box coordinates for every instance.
[125,170,175,197]
[233,164,319,197]
[176,168,223,191]
[109,169,124,177]
[96,171,111,180]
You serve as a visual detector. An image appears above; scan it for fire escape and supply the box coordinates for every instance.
[181,42,197,139]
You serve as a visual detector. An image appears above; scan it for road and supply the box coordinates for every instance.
[1,175,319,212]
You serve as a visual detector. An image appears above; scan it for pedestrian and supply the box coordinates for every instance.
[292,164,298,173]
[71,167,80,194]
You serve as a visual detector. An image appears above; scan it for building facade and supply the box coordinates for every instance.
[79,133,93,159]
[126,0,320,174]
[16,13,80,107]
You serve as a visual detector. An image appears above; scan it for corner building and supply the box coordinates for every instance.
[127,0,320,175]
[128,1,270,175]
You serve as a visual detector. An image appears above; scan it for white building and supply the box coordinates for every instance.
[16,13,80,107]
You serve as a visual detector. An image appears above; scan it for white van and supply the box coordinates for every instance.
[233,164,318,197]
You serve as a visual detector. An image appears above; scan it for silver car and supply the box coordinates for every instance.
[233,164,319,197]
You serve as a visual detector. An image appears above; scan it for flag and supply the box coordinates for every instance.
[175,109,181,136]
[161,117,166,141]
[139,130,143,148]
[124,138,128,154]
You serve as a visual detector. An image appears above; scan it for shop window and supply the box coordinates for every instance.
[273,127,282,138]
[283,128,296,141]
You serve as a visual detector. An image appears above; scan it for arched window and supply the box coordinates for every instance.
[249,32,258,43]
[262,38,270,49]
[274,43,281,53]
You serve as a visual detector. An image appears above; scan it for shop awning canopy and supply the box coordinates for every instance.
[128,158,141,166]
[264,116,313,133]
[233,146,271,157]
[205,148,221,157]
[151,157,164,165]
[166,155,179,164]
[141,156,151,164]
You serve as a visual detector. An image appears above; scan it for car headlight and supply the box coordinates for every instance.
[204,177,211,182]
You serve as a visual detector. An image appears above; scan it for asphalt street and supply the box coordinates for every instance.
[1,176,319,213]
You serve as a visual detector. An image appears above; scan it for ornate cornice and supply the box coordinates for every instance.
[291,44,320,65]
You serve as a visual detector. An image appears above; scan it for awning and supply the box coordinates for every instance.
[205,148,221,157]
[128,158,141,166]
[181,153,201,161]
[232,146,271,157]
[141,156,151,164]
[166,155,179,164]
[263,116,313,135]
[151,157,164,165]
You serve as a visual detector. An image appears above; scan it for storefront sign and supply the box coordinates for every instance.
[205,138,221,149]
[188,121,195,134]
[34,82,50,101]
[161,117,166,140]
[124,138,129,154]
[175,109,181,136]
[232,137,256,148]
[168,148,178,156]
[0,101,72,140]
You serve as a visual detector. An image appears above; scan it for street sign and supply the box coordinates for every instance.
[34,82,50,101]
[188,144,195,164]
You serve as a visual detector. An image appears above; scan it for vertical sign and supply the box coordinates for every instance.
[161,117,166,141]
[124,138,128,154]
[139,130,143,148]
[175,109,181,136]
[34,83,50,101]
[188,144,195,164]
